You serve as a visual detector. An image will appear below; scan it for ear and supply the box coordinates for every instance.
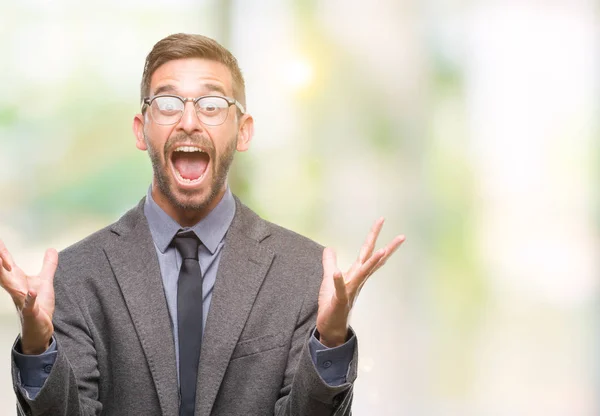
[133,113,147,151]
[236,113,254,152]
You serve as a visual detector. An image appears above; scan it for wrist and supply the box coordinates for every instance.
[317,327,349,348]
[20,337,52,355]
[20,326,53,355]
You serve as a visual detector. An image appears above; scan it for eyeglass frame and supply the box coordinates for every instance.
[141,94,246,126]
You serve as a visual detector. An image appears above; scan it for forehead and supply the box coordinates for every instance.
[149,58,234,96]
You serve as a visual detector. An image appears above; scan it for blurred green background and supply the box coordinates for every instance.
[0,1,598,415]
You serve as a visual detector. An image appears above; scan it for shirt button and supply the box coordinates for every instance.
[322,360,332,368]
[43,364,53,373]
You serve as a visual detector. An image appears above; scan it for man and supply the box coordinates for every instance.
[0,33,404,415]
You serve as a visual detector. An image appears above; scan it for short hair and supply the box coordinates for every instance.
[140,33,246,108]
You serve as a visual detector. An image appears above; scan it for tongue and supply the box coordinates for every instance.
[172,152,209,180]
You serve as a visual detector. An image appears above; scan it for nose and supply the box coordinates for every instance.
[176,100,205,134]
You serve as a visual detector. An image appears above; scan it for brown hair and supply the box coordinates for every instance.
[140,33,246,107]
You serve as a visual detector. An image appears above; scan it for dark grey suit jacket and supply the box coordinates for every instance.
[12,197,356,415]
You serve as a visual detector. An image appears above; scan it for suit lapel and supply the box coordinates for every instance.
[196,198,274,416]
[104,200,179,416]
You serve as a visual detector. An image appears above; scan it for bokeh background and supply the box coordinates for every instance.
[1,0,598,415]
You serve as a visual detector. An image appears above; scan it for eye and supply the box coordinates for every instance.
[154,97,182,115]
[198,97,227,115]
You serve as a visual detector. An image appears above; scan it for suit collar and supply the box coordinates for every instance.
[106,200,180,415]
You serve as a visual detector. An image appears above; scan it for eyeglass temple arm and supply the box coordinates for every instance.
[141,98,151,113]
[233,100,245,114]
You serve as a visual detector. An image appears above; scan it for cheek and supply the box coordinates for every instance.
[214,137,236,159]
[214,125,238,148]
[146,127,174,151]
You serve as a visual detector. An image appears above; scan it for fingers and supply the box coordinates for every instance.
[358,217,385,263]
[355,234,405,285]
[384,235,405,260]
[333,270,348,303]
[0,239,14,272]
[359,247,386,278]
[39,249,58,283]
[344,247,384,291]
[22,289,39,318]
[322,247,338,279]
[329,222,405,297]
[371,235,406,275]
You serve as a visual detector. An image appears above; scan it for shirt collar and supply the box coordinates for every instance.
[143,186,236,254]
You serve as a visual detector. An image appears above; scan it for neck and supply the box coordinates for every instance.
[151,183,227,227]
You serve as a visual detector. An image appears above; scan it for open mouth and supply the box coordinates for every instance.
[170,146,210,186]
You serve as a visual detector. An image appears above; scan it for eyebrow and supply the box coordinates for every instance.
[152,83,228,97]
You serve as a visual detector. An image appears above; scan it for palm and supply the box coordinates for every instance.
[21,270,55,326]
[316,218,405,347]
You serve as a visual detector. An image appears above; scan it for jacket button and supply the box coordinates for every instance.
[43,364,53,373]
[323,360,332,368]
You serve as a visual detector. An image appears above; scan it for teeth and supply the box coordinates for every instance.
[175,146,204,153]
[174,168,204,184]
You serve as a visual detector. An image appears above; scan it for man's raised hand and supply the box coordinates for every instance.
[0,240,57,354]
[316,218,405,347]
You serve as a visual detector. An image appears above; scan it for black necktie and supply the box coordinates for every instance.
[173,230,203,416]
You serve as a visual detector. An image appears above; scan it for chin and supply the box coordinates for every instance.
[161,180,208,210]
[172,190,215,212]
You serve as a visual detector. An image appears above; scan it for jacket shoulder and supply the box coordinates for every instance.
[57,199,145,271]
[234,198,324,269]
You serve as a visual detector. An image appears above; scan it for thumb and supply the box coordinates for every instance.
[333,270,348,302]
[322,247,338,279]
[22,289,39,318]
[39,248,58,283]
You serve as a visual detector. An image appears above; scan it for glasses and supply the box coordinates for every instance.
[142,95,246,126]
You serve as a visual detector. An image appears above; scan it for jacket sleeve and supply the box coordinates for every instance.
[273,266,358,416]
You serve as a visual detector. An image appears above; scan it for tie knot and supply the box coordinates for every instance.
[172,230,200,260]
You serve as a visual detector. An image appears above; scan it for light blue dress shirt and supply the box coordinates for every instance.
[13,187,356,399]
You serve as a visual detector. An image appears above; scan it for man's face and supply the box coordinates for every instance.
[133,58,253,223]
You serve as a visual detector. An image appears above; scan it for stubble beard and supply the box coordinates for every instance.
[146,132,237,213]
